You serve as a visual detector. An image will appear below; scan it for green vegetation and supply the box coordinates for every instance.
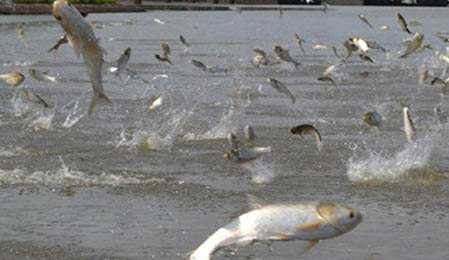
[12,0,116,4]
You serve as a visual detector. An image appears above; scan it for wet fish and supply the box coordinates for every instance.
[17,23,28,47]
[403,106,416,143]
[191,59,209,72]
[435,32,449,43]
[430,77,448,102]
[124,68,150,84]
[179,34,190,47]
[28,68,57,83]
[161,42,170,57]
[267,78,296,103]
[154,18,165,24]
[19,89,51,108]
[294,34,306,54]
[48,34,68,53]
[358,14,374,29]
[273,45,301,68]
[397,13,413,35]
[115,47,131,78]
[0,72,25,87]
[362,111,382,127]
[399,33,424,58]
[148,96,163,111]
[289,124,323,152]
[351,36,370,53]
[52,0,111,115]
[312,44,328,51]
[224,146,271,163]
[359,53,374,64]
[155,54,172,65]
[418,67,428,88]
[188,194,362,260]
[317,76,338,89]
[343,40,355,60]
[332,46,341,60]
[380,25,390,31]
[227,132,243,150]
[244,125,256,143]
[251,48,269,68]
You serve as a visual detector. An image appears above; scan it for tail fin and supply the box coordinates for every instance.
[88,91,111,115]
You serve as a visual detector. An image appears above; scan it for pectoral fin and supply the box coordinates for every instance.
[299,240,319,256]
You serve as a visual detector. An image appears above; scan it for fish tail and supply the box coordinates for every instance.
[88,91,111,115]
[189,222,241,260]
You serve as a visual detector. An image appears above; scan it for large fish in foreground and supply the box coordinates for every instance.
[52,0,110,115]
[188,195,362,260]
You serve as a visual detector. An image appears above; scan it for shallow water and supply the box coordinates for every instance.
[0,5,449,260]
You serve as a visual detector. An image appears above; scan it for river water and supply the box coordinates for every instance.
[0,5,448,260]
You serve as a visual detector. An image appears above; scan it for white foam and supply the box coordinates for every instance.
[346,135,436,182]
[242,160,276,184]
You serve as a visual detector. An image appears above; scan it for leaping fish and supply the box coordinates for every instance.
[402,105,416,143]
[179,34,190,47]
[289,124,323,152]
[52,0,111,115]
[273,45,301,68]
[397,13,413,35]
[223,146,271,163]
[267,78,296,103]
[244,124,256,143]
[358,14,374,29]
[48,34,68,53]
[294,34,306,55]
[28,68,57,83]
[115,47,131,78]
[188,194,362,260]
[399,33,424,58]
[0,72,25,87]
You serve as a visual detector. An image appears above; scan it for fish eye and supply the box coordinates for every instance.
[349,212,355,218]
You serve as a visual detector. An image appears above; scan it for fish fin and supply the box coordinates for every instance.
[246,194,270,210]
[271,231,294,241]
[295,220,323,232]
[88,91,111,115]
[299,240,319,256]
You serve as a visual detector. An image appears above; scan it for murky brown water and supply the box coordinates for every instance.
[0,5,449,260]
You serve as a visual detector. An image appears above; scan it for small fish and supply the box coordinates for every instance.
[115,47,131,77]
[0,73,25,87]
[124,68,149,84]
[161,42,170,57]
[397,13,413,34]
[48,34,68,53]
[438,54,449,64]
[430,77,448,102]
[418,67,428,88]
[351,36,370,53]
[435,32,449,43]
[289,124,323,152]
[179,34,190,47]
[362,111,382,135]
[380,25,390,31]
[317,76,338,89]
[312,44,328,51]
[359,53,374,64]
[399,33,424,58]
[409,20,421,27]
[273,45,301,68]
[28,68,57,83]
[19,89,51,108]
[188,195,362,260]
[343,40,355,60]
[148,96,163,111]
[403,106,416,143]
[332,46,341,60]
[358,14,374,29]
[153,18,165,24]
[224,146,271,163]
[244,124,256,143]
[17,23,28,46]
[53,0,111,115]
[251,48,269,68]
[267,78,296,103]
[155,54,172,65]
[294,34,306,54]
[191,59,208,72]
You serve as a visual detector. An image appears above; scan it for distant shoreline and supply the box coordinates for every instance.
[0,3,145,14]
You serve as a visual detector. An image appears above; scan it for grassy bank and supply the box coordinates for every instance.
[12,0,116,4]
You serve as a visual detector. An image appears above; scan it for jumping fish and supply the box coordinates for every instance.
[267,78,296,103]
[115,47,131,78]
[19,89,52,108]
[191,59,209,72]
[224,146,271,163]
[397,13,413,34]
[273,45,301,68]
[358,14,374,29]
[0,73,25,87]
[380,25,390,31]
[28,68,57,83]
[244,124,256,143]
[399,33,424,58]
[227,132,243,150]
[312,44,328,51]
[148,96,163,111]
[48,34,68,53]
[289,124,323,152]
[188,194,362,260]
[155,54,172,65]
[403,106,416,143]
[52,0,111,115]
[294,34,306,55]
[418,67,428,88]
[179,34,190,47]
[17,23,28,47]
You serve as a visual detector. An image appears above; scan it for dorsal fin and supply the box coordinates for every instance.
[246,194,270,210]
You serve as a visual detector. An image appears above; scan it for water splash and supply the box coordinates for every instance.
[346,135,438,183]
[241,159,276,184]
[61,100,85,129]
[10,92,55,131]
[0,157,164,186]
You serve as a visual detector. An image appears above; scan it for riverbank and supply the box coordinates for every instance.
[0,2,145,14]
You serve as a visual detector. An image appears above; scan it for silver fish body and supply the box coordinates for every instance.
[294,34,306,54]
[358,14,374,29]
[189,196,361,260]
[267,78,296,103]
[397,13,413,34]
[273,45,301,68]
[244,125,256,143]
[0,73,25,87]
[28,68,57,83]
[403,106,416,142]
[400,33,424,58]
[115,47,131,77]
[53,0,110,115]
[179,34,190,47]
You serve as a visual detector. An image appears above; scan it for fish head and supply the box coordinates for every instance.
[362,112,372,123]
[52,0,68,21]
[124,47,131,56]
[317,203,362,234]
